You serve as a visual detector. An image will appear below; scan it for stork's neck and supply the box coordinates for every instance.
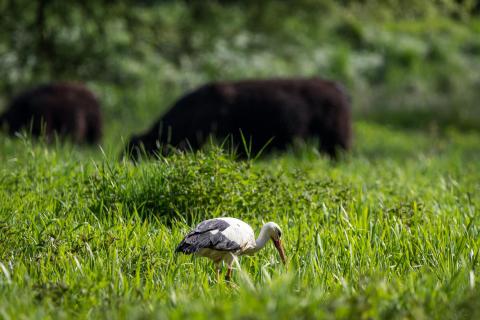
[252,224,272,252]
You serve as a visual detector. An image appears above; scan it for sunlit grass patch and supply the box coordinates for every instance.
[0,122,479,318]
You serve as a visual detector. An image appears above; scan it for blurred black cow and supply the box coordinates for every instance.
[0,83,102,144]
[124,77,352,159]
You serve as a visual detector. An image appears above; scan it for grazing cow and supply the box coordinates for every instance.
[0,83,102,144]
[124,77,352,159]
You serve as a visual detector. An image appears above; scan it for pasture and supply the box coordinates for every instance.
[1,1,480,319]
[0,122,479,319]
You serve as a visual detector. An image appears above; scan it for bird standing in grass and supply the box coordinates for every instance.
[175,217,286,281]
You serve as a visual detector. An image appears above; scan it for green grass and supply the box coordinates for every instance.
[0,122,479,319]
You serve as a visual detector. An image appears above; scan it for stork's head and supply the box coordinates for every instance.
[265,222,286,265]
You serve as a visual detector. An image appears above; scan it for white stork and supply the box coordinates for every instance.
[175,217,286,281]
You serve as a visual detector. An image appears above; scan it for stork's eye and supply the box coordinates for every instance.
[277,229,282,238]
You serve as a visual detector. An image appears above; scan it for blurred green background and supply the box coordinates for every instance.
[1,0,479,146]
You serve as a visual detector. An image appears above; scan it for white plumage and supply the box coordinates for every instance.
[176,217,286,281]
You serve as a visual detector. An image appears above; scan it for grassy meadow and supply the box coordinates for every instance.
[0,123,479,319]
[1,1,480,319]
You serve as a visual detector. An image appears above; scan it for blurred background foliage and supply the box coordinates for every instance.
[0,0,479,144]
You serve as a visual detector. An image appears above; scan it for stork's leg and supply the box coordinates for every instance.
[225,266,233,282]
[215,263,222,283]
[225,254,236,282]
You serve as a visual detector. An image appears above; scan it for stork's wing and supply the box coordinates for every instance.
[175,219,241,254]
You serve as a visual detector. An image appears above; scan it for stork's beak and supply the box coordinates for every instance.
[273,239,287,265]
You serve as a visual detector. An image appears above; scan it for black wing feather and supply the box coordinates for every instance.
[175,219,241,254]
